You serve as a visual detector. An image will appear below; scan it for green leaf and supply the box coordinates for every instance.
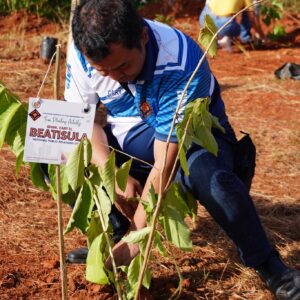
[15,150,24,176]
[0,82,21,110]
[47,164,71,196]
[164,183,191,219]
[177,98,220,174]
[116,158,132,192]
[192,125,218,156]
[154,231,167,257]
[48,164,57,193]
[273,1,283,11]
[263,15,271,26]
[145,185,157,213]
[273,25,286,37]
[122,227,151,244]
[87,164,102,187]
[161,211,192,251]
[29,163,49,191]
[0,101,22,149]
[176,122,191,176]
[9,122,26,176]
[61,187,78,206]
[269,7,281,20]
[198,14,218,57]
[86,233,110,284]
[127,255,140,295]
[185,190,198,221]
[128,254,151,293]
[65,181,94,234]
[87,211,103,248]
[100,151,116,203]
[59,165,70,194]
[83,138,92,167]
[160,184,193,251]
[5,106,27,156]
[178,144,189,176]
[142,258,151,290]
[94,185,112,231]
[191,99,218,156]
[65,140,85,191]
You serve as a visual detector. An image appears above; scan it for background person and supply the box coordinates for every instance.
[199,0,267,51]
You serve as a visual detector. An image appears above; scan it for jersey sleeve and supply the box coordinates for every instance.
[64,42,99,105]
[154,61,212,143]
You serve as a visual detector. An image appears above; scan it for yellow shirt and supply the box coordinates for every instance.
[209,0,254,16]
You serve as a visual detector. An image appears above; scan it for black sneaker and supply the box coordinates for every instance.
[67,247,88,264]
[258,268,300,300]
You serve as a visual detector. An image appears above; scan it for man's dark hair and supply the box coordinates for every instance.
[72,0,144,63]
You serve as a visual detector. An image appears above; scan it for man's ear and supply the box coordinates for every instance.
[141,26,149,45]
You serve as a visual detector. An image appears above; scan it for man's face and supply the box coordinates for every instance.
[87,27,148,82]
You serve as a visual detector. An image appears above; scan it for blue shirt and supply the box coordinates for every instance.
[64,19,226,149]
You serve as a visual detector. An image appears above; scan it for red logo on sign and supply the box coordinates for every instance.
[29,109,41,121]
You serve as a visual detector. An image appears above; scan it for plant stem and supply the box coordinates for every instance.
[93,191,123,300]
[54,44,68,300]
[134,0,266,297]
[56,165,68,300]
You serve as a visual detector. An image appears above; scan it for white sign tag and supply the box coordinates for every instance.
[24,98,96,165]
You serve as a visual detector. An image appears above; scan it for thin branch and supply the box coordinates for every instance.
[104,143,156,169]
[134,0,266,297]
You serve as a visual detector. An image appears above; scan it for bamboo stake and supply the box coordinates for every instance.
[54,44,68,300]
[67,0,79,58]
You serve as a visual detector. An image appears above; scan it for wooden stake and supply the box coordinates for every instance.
[54,44,68,300]
[67,0,79,58]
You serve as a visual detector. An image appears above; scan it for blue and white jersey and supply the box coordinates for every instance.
[64,19,227,149]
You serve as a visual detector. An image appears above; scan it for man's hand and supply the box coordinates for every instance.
[106,140,178,269]
[105,239,139,268]
[115,175,143,220]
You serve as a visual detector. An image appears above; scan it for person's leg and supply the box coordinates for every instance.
[176,133,273,267]
[240,11,252,43]
[199,4,240,39]
[176,132,300,299]
[216,17,240,39]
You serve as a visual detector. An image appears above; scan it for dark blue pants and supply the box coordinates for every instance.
[175,133,272,267]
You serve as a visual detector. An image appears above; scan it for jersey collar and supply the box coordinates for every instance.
[135,20,159,82]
